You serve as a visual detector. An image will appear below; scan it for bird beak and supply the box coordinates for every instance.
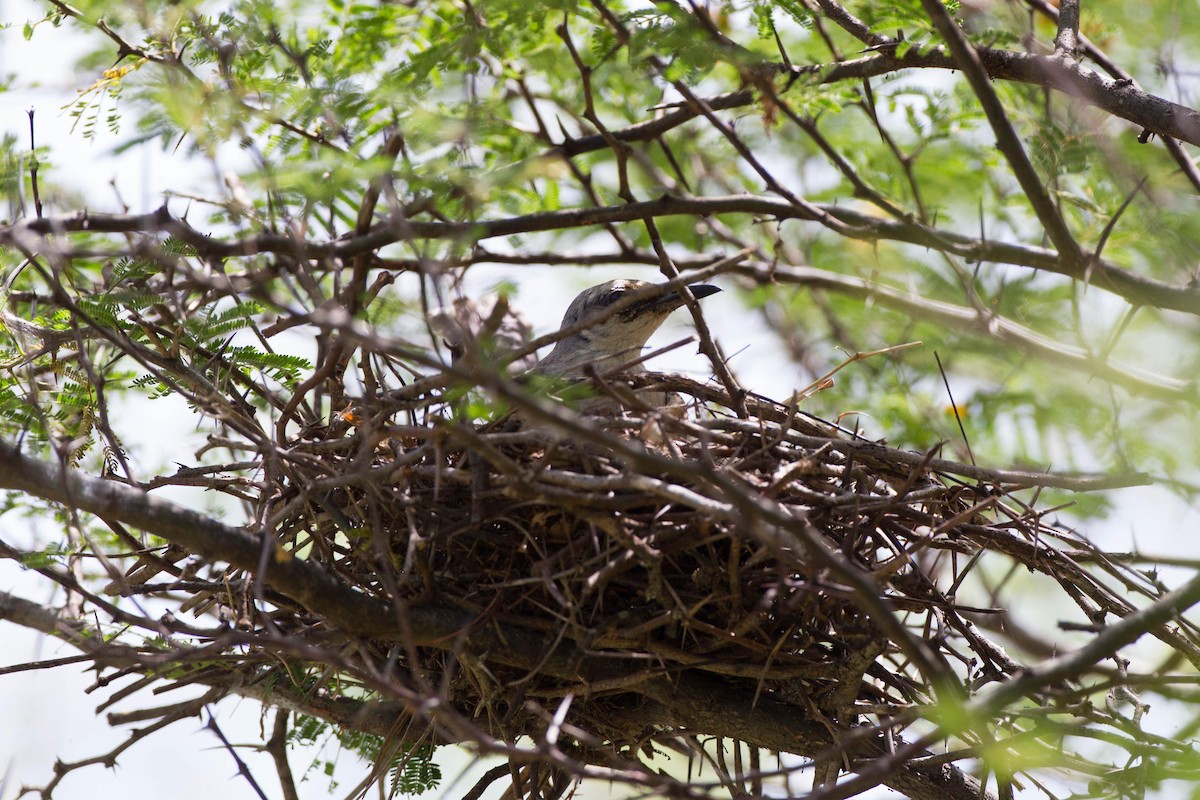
[687,284,722,301]
[649,283,721,312]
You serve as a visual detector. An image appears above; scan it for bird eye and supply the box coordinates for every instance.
[602,288,624,306]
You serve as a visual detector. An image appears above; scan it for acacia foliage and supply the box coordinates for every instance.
[4,0,1200,799]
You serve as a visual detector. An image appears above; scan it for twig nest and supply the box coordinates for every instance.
[269,372,1015,744]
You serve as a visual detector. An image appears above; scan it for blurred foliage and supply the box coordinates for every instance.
[289,714,441,796]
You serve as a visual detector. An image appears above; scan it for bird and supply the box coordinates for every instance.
[532,279,721,380]
[342,280,720,433]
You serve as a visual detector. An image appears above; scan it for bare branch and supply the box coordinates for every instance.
[1054,0,1082,57]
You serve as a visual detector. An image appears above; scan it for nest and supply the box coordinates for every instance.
[253,369,1121,768]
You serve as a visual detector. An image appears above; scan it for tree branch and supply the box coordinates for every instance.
[734,262,1194,403]
[6,198,1199,315]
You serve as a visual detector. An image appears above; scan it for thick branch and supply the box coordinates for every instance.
[5,199,1198,315]
[972,565,1200,718]
[0,441,399,637]
[636,673,991,800]
[736,262,1194,403]
[1053,0,1081,56]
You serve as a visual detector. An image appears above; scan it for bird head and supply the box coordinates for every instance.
[534,279,721,378]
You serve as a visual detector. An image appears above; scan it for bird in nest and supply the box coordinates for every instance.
[343,279,721,430]
[531,279,721,382]
[490,278,722,436]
